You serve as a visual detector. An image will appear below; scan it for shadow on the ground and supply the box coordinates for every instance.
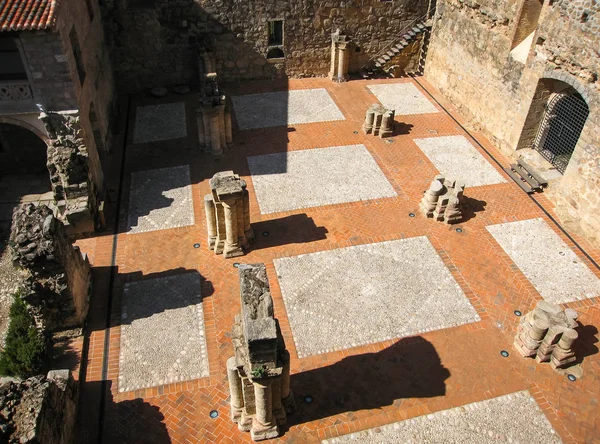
[460,196,487,222]
[112,268,213,326]
[249,214,328,250]
[573,322,599,365]
[285,336,449,428]
[76,380,171,444]
[393,122,414,136]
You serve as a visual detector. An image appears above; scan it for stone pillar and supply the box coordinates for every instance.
[251,380,278,441]
[337,41,349,82]
[227,357,244,421]
[197,108,205,150]
[218,100,227,150]
[225,109,233,148]
[280,349,296,414]
[209,109,222,155]
[379,110,395,138]
[202,110,212,152]
[329,38,338,80]
[243,189,255,243]
[362,108,375,134]
[222,198,243,258]
[204,194,217,249]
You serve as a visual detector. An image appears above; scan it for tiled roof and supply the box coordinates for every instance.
[0,0,60,32]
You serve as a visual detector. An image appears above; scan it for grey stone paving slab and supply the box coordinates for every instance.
[248,144,397,214]
[274,237,480,358]
[414,135,507,187]
[133,102,187,144]
[118,273,209,393]
[367,83,439,115]
[232,88,345,130]
[127,165,195,234]
[487,218,600,304]
[322,390,561,444]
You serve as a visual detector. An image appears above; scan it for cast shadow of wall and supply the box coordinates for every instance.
[287,336,449,427]
[76,380,171,444]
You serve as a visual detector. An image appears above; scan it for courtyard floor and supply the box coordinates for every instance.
[74,76,600,443]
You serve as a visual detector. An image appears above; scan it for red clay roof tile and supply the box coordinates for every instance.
[0,0,60,32]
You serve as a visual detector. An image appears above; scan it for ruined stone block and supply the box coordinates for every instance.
[420,176,465,223]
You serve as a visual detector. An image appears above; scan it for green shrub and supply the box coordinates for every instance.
[0,296,47,378]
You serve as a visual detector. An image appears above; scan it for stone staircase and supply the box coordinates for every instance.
[361,19,432,78]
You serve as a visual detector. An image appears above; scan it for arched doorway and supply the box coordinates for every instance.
[533,90,589,174]
[0,123,52,225]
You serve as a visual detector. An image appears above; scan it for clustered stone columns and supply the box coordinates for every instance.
[362,104,395,138]
[9,204,92,331]
[227,263,295,441]
[420,175,465,223]
[204,171,254,258]
[196,47,233,155]
[329,29,351,83]
[514,301,579,371]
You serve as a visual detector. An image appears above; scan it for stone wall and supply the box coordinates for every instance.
[9,204,91,332]
[425,0,600,248]
[17,0,116,160]
[0,370,78,444]
[102,0,431,91]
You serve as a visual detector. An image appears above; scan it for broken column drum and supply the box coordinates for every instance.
[419,175,466,224]
[514,301,580,371]
[362,104,395,138]
[205,171,255,258]
[226,263,295,441]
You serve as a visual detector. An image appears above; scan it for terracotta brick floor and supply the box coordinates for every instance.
[74,76,600,443]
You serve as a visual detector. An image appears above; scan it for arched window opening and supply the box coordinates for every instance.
[533,90,589,174]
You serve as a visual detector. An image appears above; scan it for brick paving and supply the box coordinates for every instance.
[74,77,600,443]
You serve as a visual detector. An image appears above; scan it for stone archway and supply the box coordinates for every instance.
[516,76,591,175]
[0,120,53,225]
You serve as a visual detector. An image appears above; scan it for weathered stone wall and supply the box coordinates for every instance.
[102,0,431,91]
[0,370,78,444]
[9,204,91,332]
[424,0,600,247]
[17,0,115,160]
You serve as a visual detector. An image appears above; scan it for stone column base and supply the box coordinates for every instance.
[250,423,279,442]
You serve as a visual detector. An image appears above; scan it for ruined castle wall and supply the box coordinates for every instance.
[425,0,600,247]
[103,0,430,92]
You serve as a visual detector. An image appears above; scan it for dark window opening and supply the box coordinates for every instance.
[268,20,283,46]
[0,38,28,81]
[266,47,285,59]
[86,0,95,21]
[69,28,86,85]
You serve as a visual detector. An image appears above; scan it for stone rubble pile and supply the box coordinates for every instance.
[204,171,255,258]
[514,301,579,370]
[362,103,395,138]
[0,370,77,444]
[420,175,465,224]
[9,204,91,331]
[227,263,295,441]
